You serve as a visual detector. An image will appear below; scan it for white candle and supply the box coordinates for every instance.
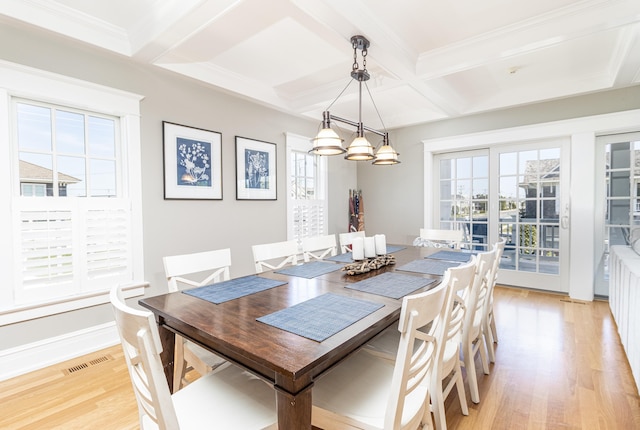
[375,234,387,255]
[364,237,376,258]
[352,237,364,260]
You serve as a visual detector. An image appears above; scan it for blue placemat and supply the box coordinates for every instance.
[386,245,406,253]
[427,250,476,262]
[345,272,437,299]
[184,275,286,304]
[275,261,343,278]
[257,293,384,342]
[327,252,354,263]
[396,259,461,276]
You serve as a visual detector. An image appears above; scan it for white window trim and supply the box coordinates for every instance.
[0,60,145,324]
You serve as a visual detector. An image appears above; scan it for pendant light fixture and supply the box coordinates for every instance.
[309,35,400,165]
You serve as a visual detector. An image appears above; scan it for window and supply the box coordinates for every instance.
[286,133,328,247]
[0,61,143,323]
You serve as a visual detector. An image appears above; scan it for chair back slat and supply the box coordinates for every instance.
[252,240,299,273]
[163,249,231,292]
[302,234,337,262]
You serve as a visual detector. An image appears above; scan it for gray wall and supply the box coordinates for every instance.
[0,19,356,349]
[359,86,640,246]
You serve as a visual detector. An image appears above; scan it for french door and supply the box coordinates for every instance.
[434,138,570,292]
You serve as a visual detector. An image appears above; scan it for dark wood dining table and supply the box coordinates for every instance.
[139,245,446,430]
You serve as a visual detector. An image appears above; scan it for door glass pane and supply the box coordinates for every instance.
[437,153,489,251]
[498,147,561,275]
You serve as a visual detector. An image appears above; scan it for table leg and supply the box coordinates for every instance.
[155,320,176,393]
[275,383,313,430]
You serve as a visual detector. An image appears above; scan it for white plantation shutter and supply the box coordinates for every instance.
[286,133,328,247]
[15,200,133,304]
[19,208,74,300]
[85,205,131,282]
[292,200,325,242]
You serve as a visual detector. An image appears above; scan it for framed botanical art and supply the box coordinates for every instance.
[163,121,222,200]
[235,136,277,200]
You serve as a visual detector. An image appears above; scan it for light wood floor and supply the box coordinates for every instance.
[1,286,639,429]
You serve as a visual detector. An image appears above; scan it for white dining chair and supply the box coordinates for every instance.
[163,248,231,391]
[338,231,365,253]
[461,247,497,404]
[363,261,476,430]
[483,238,506,363]
[110,284,278,430]
[418,228,464,249]
[311,278,449,430]
[301,234,338,262]
[251,240,299,273]
[430,260,476,430]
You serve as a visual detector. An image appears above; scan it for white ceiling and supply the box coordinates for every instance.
[2,0,640,130]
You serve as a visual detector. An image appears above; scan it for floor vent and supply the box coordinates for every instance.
[63,354,113,375]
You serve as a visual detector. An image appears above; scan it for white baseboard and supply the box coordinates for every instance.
[0,322,120,381]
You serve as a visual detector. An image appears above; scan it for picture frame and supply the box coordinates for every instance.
[163,121,222,200]
[235,136,277,200]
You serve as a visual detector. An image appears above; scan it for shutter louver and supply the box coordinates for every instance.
[20,210,74,289]
[86,208,130,280]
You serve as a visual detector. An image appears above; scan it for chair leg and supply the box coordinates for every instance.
[454,361,469,416]
[173,336,187,393]
[430,378,447,430]
[490,314,498,343]
[478,336,490,375]
[462,341,480,404]
[484,320,496,363]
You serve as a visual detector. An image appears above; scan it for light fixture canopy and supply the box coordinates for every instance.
[310,35,400,165]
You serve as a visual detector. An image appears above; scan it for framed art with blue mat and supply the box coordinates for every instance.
[235,136,277,200]
[163,121,222,200]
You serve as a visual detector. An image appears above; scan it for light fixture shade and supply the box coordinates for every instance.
[310,127,346,155]
[372,144,400,165]
[345,136,375,161]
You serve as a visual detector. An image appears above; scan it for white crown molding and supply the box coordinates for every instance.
[0,0,130,55]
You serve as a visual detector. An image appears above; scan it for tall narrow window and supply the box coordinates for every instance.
[286,133,328,247]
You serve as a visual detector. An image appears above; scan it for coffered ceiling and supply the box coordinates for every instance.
[2,0,639,129]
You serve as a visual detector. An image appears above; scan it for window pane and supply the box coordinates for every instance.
[500,153,517,175]
[473,156,488,177]
[57,155,86,197]
[17,103,52,152]
[440,159,454,180]
[456,157,471,179]
[88,116,115,157]
[19,153,53,196]
[56,110,85,155]
[90,159,116,197]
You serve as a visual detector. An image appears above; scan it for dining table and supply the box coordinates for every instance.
[139,244,472,430]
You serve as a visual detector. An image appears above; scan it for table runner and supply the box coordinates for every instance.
[396,259,461,276]
[184,275,286,304]
[345,272,438,299]
[386,245,406,253]
[427,250,475,262]
[275,261,343,278]
[257,293,384,342]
